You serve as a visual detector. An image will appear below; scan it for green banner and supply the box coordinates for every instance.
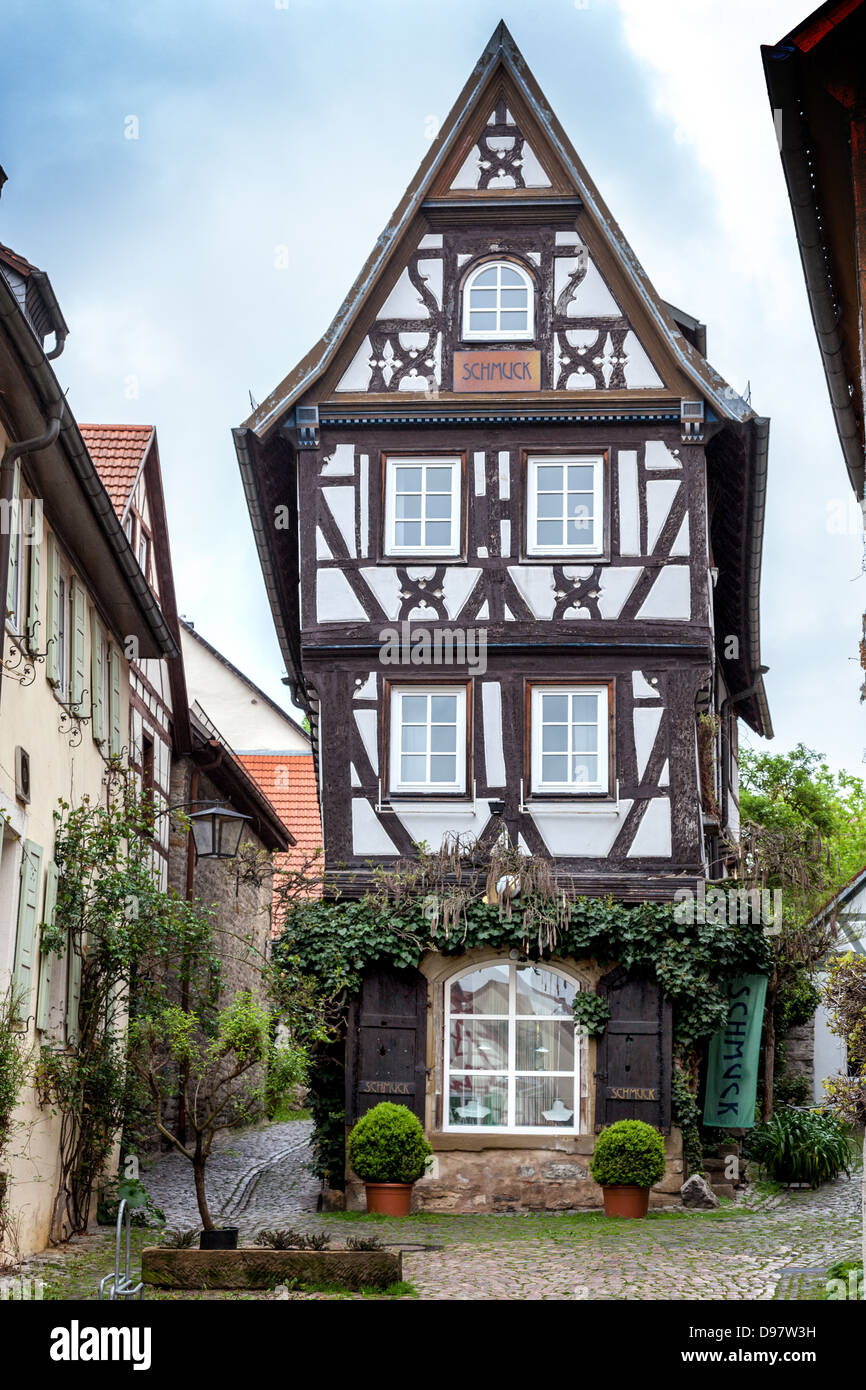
[703,975,768,1129]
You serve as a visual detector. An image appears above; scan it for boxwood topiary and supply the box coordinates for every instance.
[590,1119,667,1189]
[347,1102,433,1184]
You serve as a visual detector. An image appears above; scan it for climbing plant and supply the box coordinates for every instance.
[0,986,31,1253]
[35,765,217,1243]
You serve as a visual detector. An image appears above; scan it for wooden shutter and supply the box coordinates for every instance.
[594,967,672,1133]
[66,937,82,1047]
[108,645,122,756]
[26,507,41,648]
[45,533,61,685]
[35,861,59,1032]
[70,580,86,706]
[12,839,44,1016]
[5,459,20,620]
[90,611,105,743]
[346,967,429,1123]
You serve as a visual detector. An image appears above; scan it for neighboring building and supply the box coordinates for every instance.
[82,424,190,889]
[236,26,772,1210]
[179,619,322,924]
[85,434,296,1093]
[762,0,866,693]
[0,232,178,1256]
[809,868,866,1101]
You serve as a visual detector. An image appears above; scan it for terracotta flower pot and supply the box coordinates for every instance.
[601,1185,650,1219]
[364,1182,414,1216]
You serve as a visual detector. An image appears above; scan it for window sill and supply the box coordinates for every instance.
[432,1132,594,1153]
[523,798,619,814]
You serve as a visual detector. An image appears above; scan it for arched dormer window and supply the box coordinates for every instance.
[461,259,535,341]
[444,959,586,1133]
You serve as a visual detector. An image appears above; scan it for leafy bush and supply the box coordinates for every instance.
[773,1071,810,1108]
[346,1235,384,1251]
[745,1107,853,1187]
[590,1120,667,1189]
[822,1259,864,1301]
[347,1102,432,1185]
[97,1176,165,1229]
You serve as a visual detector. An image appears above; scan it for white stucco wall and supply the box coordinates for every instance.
[0,450,132,1258]
[180,625,308,753]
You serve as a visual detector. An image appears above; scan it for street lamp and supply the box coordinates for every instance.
[186,805,251,860]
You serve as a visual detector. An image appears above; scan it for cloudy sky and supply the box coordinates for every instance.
[2,0,863,776]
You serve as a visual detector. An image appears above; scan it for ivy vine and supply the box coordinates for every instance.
[274,868,772,1184]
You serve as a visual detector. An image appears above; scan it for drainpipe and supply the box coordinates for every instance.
[0,400,66,704]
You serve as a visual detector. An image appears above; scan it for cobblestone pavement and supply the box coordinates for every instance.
[142,1119,318,1234]
[138,1119,862,1300]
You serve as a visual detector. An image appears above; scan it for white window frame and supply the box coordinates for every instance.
[526,454,604,557]
[461,260,535,342]
[444,960,581,1135]
[388,685,467,795]
[383,455,461,558]
[530,683,610,795]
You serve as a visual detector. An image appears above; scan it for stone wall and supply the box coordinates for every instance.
[167,758,274,1008]
[139,757,275,1148]
[344,1130,684,1213]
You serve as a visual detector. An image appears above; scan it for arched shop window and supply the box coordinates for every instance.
[461,260,535,340]
[444,960,582,1133]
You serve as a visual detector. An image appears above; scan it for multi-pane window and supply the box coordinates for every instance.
[531,684,609,794]
[462,261,534,340]
[384,456,461,556]
[526,454,603,555]
[389,686,466,794]
[445,961,580,1133]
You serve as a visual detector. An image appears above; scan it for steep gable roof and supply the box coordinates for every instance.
[79,423,153,518]
[245,20,753,437]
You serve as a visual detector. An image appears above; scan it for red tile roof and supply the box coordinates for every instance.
[80,423,153,518]
[236,754,323,930]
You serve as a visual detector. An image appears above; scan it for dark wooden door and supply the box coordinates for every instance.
[345,967,429,1123]
[594,967,672,1132]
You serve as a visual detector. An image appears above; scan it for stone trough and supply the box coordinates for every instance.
[141,1247,402,1291]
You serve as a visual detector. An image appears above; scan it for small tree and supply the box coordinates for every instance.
[129,992,276,1230]
[822,952,866,1275]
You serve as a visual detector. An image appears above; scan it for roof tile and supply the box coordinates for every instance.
[80,423,153,518]
[236,754,323,929]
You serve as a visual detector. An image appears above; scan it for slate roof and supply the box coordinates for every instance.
[79,423,153,518]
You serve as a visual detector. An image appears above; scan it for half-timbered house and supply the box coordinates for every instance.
[236,24,772,1211]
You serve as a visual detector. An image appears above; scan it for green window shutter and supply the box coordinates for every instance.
[109,645,122,756]
[5,460,20,620]
[26,508,41,649]
[90,610,105,743]
[66,940,82,1048]
[12,839,44,1017]
[35,861,59,1032]
[70,579,86,706]
[45,533,61,685]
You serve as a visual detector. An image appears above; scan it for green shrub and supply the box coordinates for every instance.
[745,1107,853,1187]
[347,1102,432,1184]
[590,1120,667,1189]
